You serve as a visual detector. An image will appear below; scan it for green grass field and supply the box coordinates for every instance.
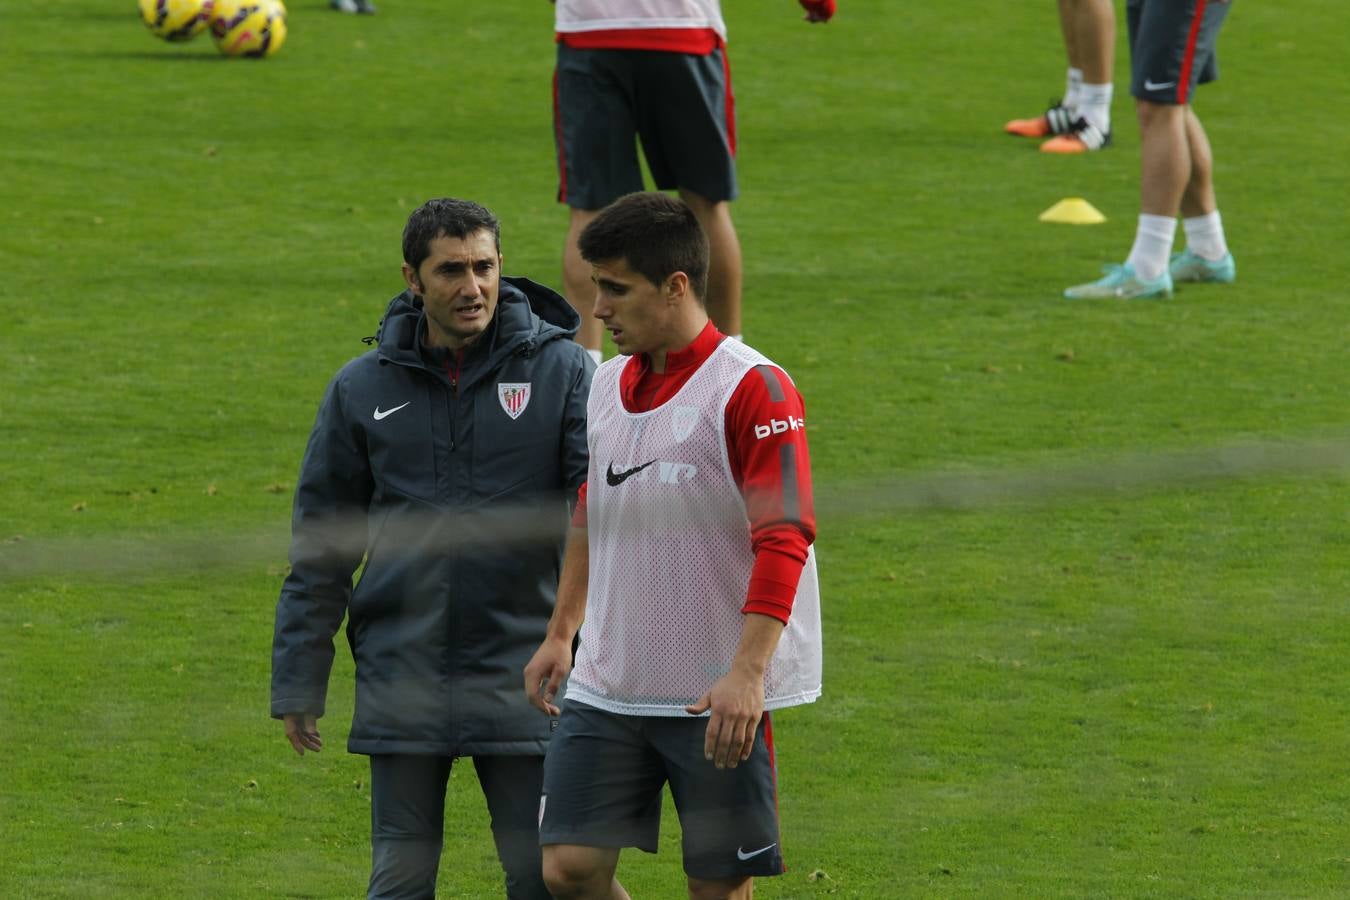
[2,1,1347,896]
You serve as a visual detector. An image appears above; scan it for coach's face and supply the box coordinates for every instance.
[403,229,501,350]
[590,257,685,358]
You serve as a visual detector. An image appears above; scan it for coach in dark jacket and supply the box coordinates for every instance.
[271,199,592,900]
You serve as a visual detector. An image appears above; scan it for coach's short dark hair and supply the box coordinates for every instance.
[578,192,709,301]
[402,198,501,273]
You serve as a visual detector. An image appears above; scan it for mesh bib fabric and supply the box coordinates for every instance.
[555,0,728,39]
[567,339,822,716]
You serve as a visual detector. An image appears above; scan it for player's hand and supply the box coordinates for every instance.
[283,713,322,756]
[799,0,835,23]
[685,669,764,769]
[524,638,572,716]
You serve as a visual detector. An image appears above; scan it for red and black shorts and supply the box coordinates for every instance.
[1127,0,1232,105]
[538,701,785,880]
[553,44,738,210]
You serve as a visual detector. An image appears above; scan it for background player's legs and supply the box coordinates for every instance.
[1180,107,1216,217]
[554,45,645,360]
[563,207,605,358]
[687,874,753,899]
[1173,107,1233,276]
[1123,99,1189,281]
[1136,100,1190,219]
[1069,0,1114,87]
[1069,0,1114,129]
[1064,96,1183,298]
[542,844,630,900]
[1058,0,1077,58]
[1056,0,1082,105]
[1065,97,1185,299]
[1041,0,1114,152]
[678,188,743,339]
[1007,0,1083,138]
[1010,0,1113,151]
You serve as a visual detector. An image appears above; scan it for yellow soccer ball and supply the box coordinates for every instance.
[210,0,287,58]
[138,0,214,42]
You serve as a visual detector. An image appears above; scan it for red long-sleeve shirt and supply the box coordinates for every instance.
[573,323,815,623]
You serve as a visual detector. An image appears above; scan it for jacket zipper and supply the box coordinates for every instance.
[444,350,463,451]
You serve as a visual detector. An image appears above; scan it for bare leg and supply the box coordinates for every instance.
[1058,0,1078,68]
[1136,100,1190,217]
[1069,0,1114,84]
[688,874,753,900]
[542,844,630,900]
[678,188,742,337]
[1180,107,1217,218]
[1124,99,1187,282]
[1037,0,1114,150]
[562,207,604,351]
[1066,98,1189,294]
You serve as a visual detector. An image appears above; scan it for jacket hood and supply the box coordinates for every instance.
[370,276,579,373]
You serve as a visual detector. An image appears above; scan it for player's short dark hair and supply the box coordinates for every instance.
[578,192,709,301]
[402,198,501,272]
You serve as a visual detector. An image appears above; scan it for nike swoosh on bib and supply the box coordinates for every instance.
[373,402,411,421]
[605,460,656,486]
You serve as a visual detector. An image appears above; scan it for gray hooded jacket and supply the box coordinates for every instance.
[271,277,592,756]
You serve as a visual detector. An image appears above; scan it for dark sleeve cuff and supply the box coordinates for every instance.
[270,696,325,719]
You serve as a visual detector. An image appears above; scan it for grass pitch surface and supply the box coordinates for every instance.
[2,1,1347,896]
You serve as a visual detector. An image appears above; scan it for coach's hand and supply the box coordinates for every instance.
[524,638,572,717]
[799,0,835,23]
[686,667,765,770]
[283,713,322,756]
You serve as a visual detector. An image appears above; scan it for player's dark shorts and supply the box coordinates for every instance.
[539,701,784,880]
[1127,0,1232,104]
[553,43,738,210]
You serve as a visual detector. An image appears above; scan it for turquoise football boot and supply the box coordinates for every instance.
[1169,249,1236,283]
[1064,263,1173,300]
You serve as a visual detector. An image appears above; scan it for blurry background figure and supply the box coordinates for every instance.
[551,0,836,363]
[1005,0,1115,153]
[1065,0,1236,300]
[331,0,377,14]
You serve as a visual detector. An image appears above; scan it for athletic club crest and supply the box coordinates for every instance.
[671,406,699,442]
[497,383,531,420]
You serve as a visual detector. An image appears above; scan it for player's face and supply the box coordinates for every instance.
[590,257,679,358]
[403,229,501,350]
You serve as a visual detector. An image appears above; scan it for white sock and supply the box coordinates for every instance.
[1126,214,1177,281]
[586,348,602,365]
[1076,81,1112,133]
[1064,67,1084,112]
[1182,211,1229,261]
